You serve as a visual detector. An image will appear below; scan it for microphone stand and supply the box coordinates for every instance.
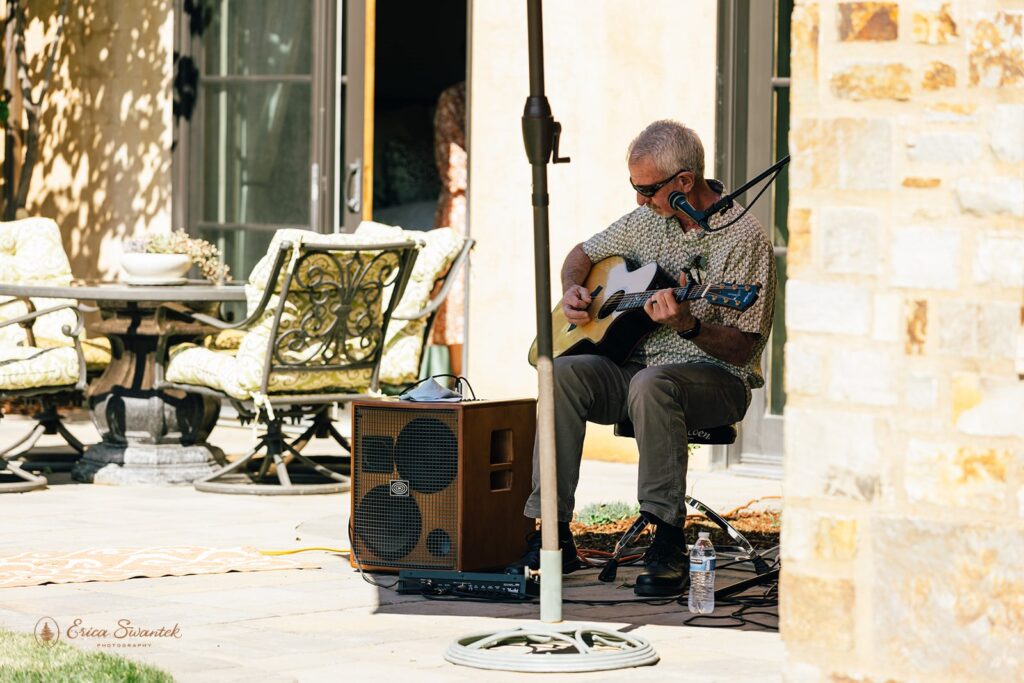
[445,0,659,673]
[669,155,791,231]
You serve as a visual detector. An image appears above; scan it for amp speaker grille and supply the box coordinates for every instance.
[352,405,459,570]
[350,399,536,573]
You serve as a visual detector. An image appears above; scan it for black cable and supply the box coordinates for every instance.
[419,590,684,607]
[682,580,780,631]
[701,168,784,233]
[346,522,399,590]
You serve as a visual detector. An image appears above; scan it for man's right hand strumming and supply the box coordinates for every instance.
[562,284,592,324]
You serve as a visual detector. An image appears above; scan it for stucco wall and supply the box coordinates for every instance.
[24,0,173,281]
[781,2,1024,680]
[466,1,719,403]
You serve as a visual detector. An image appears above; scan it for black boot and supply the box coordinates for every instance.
[505,524,582,575]
[634,521,687,596]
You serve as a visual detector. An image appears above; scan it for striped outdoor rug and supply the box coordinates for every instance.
[0,546,320,588]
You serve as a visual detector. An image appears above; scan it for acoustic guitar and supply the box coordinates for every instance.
[528,256,760,366]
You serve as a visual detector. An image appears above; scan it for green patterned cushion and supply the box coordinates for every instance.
[0,345,80,391]
[0,218,109,370]
[165,343,374,401]
[0,218,76,348]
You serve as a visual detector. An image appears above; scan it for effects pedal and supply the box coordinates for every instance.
[396,570,538,599]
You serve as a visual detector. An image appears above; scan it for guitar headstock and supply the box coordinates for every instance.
[703,283,760,311]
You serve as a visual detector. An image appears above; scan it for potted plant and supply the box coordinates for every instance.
[121,230,230,285]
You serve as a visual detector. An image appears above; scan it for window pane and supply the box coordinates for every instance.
[204,0,313,76]
[201,83,312,226]
[199,227,274,285]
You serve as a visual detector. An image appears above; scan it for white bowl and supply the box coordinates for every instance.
[120,252,192,285]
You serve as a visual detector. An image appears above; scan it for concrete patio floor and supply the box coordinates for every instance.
[0,413,783,682]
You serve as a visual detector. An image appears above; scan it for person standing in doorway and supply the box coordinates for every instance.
[432,80,467,376]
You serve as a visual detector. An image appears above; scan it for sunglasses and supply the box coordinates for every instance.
[630,168,689,198]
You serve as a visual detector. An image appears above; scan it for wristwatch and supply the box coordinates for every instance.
[677,317,702,340]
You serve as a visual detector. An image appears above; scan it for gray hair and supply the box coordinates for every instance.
[626,120,705,180]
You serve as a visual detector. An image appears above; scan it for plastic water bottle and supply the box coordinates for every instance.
[688,531,716,614]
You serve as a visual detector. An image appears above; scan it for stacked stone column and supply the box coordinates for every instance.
[782,2,1024,681]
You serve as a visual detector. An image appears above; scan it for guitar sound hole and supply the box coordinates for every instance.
[597,292,624,320]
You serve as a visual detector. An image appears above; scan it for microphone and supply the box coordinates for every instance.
[667,191,728,231]
[668,156,790,232]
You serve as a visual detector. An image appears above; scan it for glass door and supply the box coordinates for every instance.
[714,0,792,476]
[174,0,369,280]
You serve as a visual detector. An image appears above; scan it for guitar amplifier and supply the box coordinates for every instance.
[350,399,536,573]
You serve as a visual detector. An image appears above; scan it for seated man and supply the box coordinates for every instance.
[509,119,776,596]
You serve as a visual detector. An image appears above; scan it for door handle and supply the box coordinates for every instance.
[344,159,361,214]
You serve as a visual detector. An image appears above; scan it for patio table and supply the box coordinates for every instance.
[0,280,246,485]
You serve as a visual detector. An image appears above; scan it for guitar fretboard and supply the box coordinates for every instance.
[616,284,709,311]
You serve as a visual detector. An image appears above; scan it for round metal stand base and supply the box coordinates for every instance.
[194,475,349,496]
[445,624,659,673]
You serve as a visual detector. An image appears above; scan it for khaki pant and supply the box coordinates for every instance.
[524,355,749,526]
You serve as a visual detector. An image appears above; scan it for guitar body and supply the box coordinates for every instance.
[528,257,675,366]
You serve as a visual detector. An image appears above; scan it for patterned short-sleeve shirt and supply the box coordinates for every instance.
[581,195,776,390]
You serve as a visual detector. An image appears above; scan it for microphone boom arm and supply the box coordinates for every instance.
[669,155,791,231]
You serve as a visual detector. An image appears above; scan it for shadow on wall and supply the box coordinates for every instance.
[26,0,171,282]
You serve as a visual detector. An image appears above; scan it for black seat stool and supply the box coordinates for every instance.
[611,419,779,598]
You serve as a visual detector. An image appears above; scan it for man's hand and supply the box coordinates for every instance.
[643,271,696,332]
[562,284,592,324]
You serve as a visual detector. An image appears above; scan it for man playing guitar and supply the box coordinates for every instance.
[508,120,776,596]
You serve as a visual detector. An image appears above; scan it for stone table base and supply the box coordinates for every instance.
[73,442,225,485]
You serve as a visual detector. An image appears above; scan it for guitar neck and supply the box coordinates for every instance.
[617,285,706,312]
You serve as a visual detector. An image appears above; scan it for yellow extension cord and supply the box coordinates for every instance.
[258,546,350,556]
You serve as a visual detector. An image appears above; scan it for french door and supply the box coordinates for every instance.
[173,0,370,281]
[714,0,792,476]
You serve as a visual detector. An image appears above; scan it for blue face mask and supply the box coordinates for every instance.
[399,377,464,403]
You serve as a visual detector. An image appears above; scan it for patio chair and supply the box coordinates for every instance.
[0,217,110,464]
[284,223,471,455]
[0,303,88,492]
[199,222,472,455]
[155,230,420,494]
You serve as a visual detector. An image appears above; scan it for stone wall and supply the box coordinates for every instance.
[782,1,1024,681]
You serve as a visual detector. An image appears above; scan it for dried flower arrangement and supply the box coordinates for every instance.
[123,230,231,283]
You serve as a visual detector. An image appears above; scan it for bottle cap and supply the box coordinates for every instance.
[698,531,710,539]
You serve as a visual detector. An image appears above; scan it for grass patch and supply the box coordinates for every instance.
[0,628,174,683]
[575,501,640,526]
[571,497,782,552]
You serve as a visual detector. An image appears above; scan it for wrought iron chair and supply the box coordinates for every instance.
[0,217,110,466]
[155,233,419,494]
[0,303,87,492]
[198,224,473,456]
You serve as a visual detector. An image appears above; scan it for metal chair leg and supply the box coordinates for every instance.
[1,405,88,474]
[0,456,48,493]
[0,421,46,458]
[195,419,349,495]
[288,407,352,454]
